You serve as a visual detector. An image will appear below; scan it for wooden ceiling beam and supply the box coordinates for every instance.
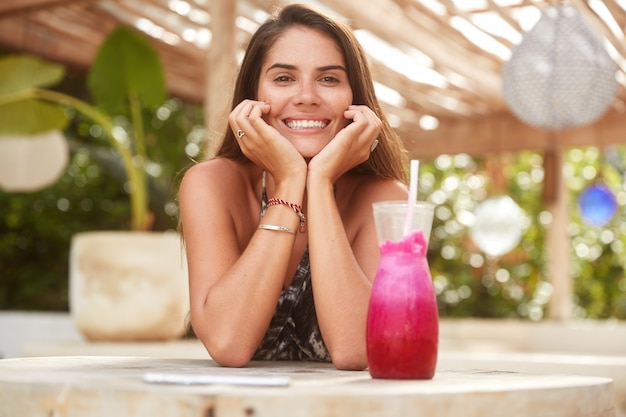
[0,16,103,69]
[0,15,204,103]
[0,0,98,17]
[369,60,478,118]
[402,108,626,159]
[34,6,112,44]
[603,0,626,28]
[425,0,515,49]
[97,0,203,57]
[412,0,513,51]
[485,0,525,34]
[570,0,626,69]
[317,0,506,111]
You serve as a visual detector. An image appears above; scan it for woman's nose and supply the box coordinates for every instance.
[294,81,319,105]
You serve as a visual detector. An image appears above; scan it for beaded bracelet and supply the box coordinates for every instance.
[258,224,296,234]
[267,197,306,233]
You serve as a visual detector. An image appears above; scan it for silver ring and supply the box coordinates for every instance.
[236,129,245,139]
[370,139,379,152]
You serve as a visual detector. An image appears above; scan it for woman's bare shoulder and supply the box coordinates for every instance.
[179,159,254,209]
[181,159,246,190]
[183,158,235,180]
[336,175,407,222]
[344,174,408,202]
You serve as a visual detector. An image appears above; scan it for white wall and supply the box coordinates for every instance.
[0,311,82,358]
[439,318,626,355]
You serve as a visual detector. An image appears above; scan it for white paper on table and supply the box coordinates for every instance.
[143,372,291,387]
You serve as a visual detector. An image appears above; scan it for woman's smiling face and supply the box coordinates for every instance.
[257,25,353,158]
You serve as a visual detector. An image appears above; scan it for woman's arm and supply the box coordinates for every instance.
[307,174,407,370]
[306,105,408,370]
[179,160,305,367]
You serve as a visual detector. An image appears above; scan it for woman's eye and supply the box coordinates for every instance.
[321,76,339,83]
[274,75,292,82]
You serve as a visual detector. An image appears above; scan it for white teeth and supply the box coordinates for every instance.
[286,120,327,129]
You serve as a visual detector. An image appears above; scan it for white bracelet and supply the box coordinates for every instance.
[258,224,296,234]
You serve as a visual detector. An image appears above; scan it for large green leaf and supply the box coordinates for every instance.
[0,55,65,95]
[0,100,69,135]
[0,56,68,135]
[87,26,167,115]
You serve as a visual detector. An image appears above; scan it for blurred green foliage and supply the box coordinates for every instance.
[423,148,626,320]
[0,69,206,310]
[0,27,173,231]
[423,152,547,319]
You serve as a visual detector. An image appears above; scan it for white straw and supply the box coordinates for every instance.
[403,159,420,236]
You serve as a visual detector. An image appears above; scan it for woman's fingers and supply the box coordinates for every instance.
[310,105,382,182]
[227,100,305,179]
[346,105,382,138]
[229,100,269,139]
[341,105,382,158]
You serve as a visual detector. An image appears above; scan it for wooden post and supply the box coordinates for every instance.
[545,146,572,320]
[205,0,237,158]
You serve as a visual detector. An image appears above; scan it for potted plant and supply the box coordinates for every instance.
[0,26,189,341]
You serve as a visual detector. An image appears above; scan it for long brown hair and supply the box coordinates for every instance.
[216,4,407,182]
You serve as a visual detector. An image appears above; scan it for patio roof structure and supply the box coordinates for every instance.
[2,0,626,157]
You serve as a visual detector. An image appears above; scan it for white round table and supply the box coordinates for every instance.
[0,356,615,417]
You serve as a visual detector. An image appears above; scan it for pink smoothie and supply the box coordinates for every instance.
[366,230,439,379]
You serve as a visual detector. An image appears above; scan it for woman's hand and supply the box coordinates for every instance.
[229,99,306,181]
[309,105,382,183]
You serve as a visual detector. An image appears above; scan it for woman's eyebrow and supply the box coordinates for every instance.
[267,63,296,72]
[319,65,347,72]
[266,63,347,72]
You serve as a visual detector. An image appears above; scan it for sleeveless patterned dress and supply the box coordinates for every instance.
[252,172,331,362]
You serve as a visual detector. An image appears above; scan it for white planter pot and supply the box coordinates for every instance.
[69,231,189,341]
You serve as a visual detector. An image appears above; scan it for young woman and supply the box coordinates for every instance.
[179,4,408,370]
